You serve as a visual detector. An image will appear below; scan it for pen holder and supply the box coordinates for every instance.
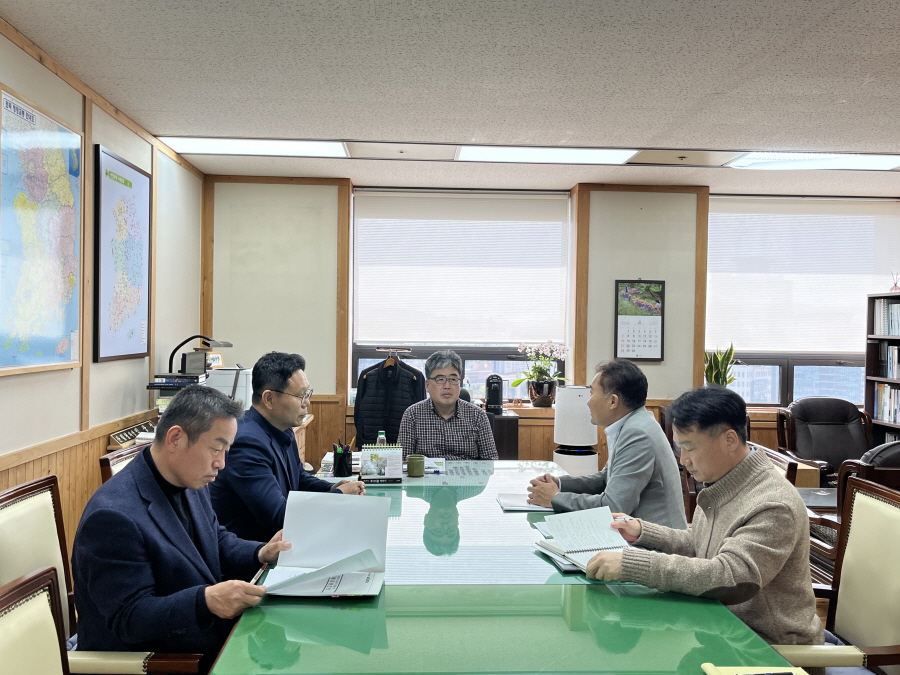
[407,454,425,478]
[334,451,353,477]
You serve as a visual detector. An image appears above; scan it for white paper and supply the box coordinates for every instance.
[543,506,624,552]
[266,571,384,597]
[533,521,552,538]
[264,549,380,592]
[278,492,390,569]
[496,493,553,512]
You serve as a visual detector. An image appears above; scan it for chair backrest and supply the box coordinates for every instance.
[0,476,73,637]
[860,440,900,467]
[751,443,799,485]
[783,397,871,469]
[832,477,900,675]
[99,442,148,483]
[0,567,69,675]
[835,459,900,514]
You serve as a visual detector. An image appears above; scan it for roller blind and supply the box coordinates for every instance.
[353,191,569,345]
[706,197,900,353]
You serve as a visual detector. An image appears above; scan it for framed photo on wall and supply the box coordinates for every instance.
[615,280,665,361]
[93,145,151,361]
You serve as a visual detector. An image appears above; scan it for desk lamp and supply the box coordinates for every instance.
[552,385,599,477]
[167,335,233,374]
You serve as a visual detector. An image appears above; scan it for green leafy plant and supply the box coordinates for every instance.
[511,341,568,386]
[704,344,736,386]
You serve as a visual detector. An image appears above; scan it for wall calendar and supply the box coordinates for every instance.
[615,280,665,361]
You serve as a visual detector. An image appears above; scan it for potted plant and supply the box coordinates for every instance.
[511,341,568,407]
[705,344,736,386]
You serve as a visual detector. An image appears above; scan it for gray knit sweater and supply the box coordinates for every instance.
[621,449,823,645]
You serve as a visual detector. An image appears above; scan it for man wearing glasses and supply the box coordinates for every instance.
[211,351,365,541]
[398,350,498,460]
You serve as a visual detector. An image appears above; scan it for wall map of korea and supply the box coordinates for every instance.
[0,91,81,370]
[95,147,150,360]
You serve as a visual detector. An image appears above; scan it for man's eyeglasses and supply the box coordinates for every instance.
[270,388,314,404]
[429,376,461,386]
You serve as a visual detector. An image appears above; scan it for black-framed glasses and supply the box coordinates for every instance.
[270,388,314,404]
[429,376,461,386]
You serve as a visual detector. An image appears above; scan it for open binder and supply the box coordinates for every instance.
[261,492,390,596]
[534,505,627,572]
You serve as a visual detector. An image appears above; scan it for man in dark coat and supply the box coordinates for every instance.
[210,352,365,541]
[72,386,290,655]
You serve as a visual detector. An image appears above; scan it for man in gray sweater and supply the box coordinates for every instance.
[526,360,687,530]
[587,386,823,646]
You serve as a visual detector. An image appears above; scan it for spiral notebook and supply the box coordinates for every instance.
[534,505,627,572]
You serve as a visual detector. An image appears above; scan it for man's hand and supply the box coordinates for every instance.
[585,551,623,581]
[527,474,560,507]
[610,513,642,543]
[335,480,366,495]
[205,580,266,619]
[258,529,291,564]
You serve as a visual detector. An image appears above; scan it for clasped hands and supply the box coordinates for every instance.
[526,473,561,507]
[205,529,291,619]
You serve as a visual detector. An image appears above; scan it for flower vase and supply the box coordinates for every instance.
[528,380,557,407]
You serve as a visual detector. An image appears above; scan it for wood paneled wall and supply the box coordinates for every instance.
[305,395,346,472]
[0,410,156,556]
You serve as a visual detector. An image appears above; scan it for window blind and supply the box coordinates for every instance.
[706,197,900,353]
[353,191,569,345]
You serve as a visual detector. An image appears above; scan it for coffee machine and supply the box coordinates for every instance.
[485,374,504,415]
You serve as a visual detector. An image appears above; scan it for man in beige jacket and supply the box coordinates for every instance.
[587,385,823,646]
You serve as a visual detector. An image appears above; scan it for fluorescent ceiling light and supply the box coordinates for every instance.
[158,137,347,158]
[456,145,638,164]
[727,151,900,171]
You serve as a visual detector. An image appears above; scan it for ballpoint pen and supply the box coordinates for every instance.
[251,563,268,586]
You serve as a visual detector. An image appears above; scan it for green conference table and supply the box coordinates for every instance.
[211,461,791,674]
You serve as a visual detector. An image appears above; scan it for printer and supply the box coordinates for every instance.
[204,368,253,410]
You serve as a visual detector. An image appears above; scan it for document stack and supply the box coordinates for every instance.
[148,372,209,411]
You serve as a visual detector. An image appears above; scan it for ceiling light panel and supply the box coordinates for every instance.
[727,151,900,171]
[159,137,347,158]
[346,142,457,160]
[456,145,638,165]
[628,150,744,166]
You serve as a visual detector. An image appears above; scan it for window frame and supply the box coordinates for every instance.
[351,344,565,399]
[730,351,865,407]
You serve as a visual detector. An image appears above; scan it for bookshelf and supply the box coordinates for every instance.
[866,292,900,444]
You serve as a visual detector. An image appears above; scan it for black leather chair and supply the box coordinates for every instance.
[776,397,872,487]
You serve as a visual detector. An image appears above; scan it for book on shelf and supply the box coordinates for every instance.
[534,505,629,572]
[153,372,208,383]
[260,491,390,597]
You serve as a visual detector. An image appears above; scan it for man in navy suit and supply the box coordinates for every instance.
[72,386,290,655]
[210,352,365,542]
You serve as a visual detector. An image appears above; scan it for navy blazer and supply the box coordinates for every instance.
[72,450,261,654]
[209,407,337,541]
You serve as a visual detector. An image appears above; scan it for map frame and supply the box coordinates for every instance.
[93,144,151,362]
[0,85,83,377]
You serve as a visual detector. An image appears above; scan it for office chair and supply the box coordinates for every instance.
[99,442,149,483]
[0,567,69,675]
[774,478,900,672]
[808,448,900,585]
[0,477,203,674]
[776,397,872,487]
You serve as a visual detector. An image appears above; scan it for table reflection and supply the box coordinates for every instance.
[213,584,786,675]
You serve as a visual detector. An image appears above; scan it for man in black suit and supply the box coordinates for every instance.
[73,386,290,655]
[210,351,365,541]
